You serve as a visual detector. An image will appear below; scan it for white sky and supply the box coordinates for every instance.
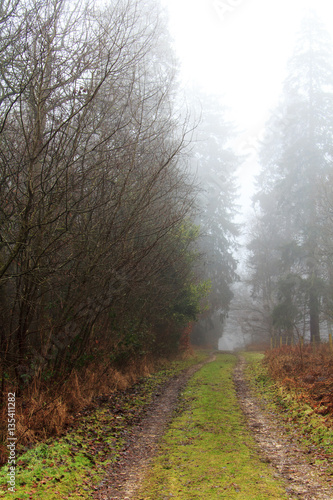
[161,0,333,213]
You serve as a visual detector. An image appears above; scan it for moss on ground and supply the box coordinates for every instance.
[137,353,289,499]
[0,350,211,499]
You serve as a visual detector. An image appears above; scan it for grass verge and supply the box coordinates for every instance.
[137,353,289,500]
[243,351,333,470]
[0,349,210,499]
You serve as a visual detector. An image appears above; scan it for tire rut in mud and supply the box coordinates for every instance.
[234,355,333,500]
[93,354,215,500]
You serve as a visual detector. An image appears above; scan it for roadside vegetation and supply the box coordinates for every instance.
[137,353,289,500]
[3,346,333,499]
[0,350,210,499]
[245,346,333,469]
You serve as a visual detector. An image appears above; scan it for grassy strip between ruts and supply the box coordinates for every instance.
[243,351,333,469]
[0,350,210,499]
[137,353,289,500]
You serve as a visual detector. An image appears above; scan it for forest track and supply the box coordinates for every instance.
[94,352,333,500]
[93,353,216,500]
[234,355,333,500]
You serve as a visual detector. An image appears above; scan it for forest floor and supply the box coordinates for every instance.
[95,352,333,500]
[1,350,333,499]
[93,352,216,500]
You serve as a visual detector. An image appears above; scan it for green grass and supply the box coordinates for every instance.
[137,353,289,500]
[0,349,211,499]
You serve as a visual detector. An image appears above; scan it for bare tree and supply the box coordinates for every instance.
[0,0,202,388]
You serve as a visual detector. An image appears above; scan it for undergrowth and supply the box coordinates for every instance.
[0,349,210,499]
[0,349,208,458]
[265,343,333,418]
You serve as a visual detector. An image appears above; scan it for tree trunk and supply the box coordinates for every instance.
[309,288,320,343]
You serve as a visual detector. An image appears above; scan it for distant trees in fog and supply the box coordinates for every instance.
[186,90,240,348]
[247,11,333,345]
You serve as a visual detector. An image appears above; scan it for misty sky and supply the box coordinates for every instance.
[162,0,333,212]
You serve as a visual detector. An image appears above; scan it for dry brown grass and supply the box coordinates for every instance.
[265,342,333,418]
[0,354,159,460]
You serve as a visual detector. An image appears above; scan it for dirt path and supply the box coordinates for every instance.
[93,354,216,500]
[234,355,333,500]
[94,353,333,500]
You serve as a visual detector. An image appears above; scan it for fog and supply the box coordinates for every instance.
[162,0,333,214]
[162,0,333,348]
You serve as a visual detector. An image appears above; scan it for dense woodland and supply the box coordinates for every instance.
[0,0,238,407]
[1,0,333,427]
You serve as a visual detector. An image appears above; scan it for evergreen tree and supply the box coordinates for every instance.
[189,90,240,347]
[248,11,333,343]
